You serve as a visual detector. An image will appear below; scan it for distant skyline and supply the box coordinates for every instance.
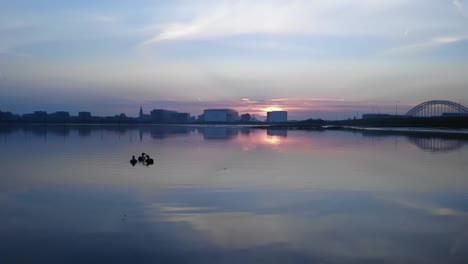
[1,0,468,120]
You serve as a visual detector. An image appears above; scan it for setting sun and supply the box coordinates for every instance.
[262,106,284,113]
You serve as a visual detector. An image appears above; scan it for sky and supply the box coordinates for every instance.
[0,0,468,120]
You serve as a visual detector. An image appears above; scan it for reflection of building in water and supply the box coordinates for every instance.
[1,125,200,142]
[148,126,193,139]
[349,130,468,153]
[47,125,70,137]
[204,109,239,122]
[78,127,92,137]
[407,137,466,153]
[0,126,15,136]
[267,129,287,137]
[240,127,252,135]
[264,130,288,145]
[20,125,47,137]
[201,127,239,140]
[0,125,72,138]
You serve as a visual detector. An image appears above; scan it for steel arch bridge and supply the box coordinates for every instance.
[405,100,468,117]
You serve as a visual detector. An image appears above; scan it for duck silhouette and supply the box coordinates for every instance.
[130,155,137,166]
[145,155,154,165]
[138,152,146,162]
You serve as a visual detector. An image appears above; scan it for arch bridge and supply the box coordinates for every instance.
[405,100,468,117]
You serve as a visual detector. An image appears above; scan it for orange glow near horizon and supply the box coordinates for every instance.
[261,106,284,113]
[264,135,285,145]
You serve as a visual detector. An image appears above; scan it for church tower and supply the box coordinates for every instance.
[139,106,144,119]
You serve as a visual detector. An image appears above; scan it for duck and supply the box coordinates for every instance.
[145,155,154,165]
[138,152,146,162]
[130,155,137,166]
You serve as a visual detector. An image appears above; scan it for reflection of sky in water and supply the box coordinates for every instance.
[1,125,468,263]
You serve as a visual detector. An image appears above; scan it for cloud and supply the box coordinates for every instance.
[384,35,468,55]
[453,0,468,18]
[141,1,307,45]
[140,0,410,45]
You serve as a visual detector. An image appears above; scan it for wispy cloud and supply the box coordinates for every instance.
[140,0,410,46]
[384,35,468,56]
[141,2,308,45]
[453,0,468,18]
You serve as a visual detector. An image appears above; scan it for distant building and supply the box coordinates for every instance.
[138,106,151,121]
[150,109,178,123]
[34,111,48,119]
[48,111,70,122]
[78,112,92,119]
[441,112,468,117]
[20,111,48,122]
[0,111,15,121]
[32,111,47,121]
[266,111,287,123]
[362,114,393,119]
[204,109,239,122]
[176,113,190,123]
[197,114,205,122]
[240,113,252,122]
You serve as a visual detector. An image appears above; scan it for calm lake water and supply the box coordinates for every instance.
[1,125,468,263]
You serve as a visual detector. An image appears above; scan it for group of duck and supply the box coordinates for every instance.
[130,153,154,166]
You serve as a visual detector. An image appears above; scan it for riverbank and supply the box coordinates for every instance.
[254,116,468,134]
[255,124,468,137]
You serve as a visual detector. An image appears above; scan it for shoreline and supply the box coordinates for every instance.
[344,126,468,134]
[254,124,468,136]
[2,123,468,136]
